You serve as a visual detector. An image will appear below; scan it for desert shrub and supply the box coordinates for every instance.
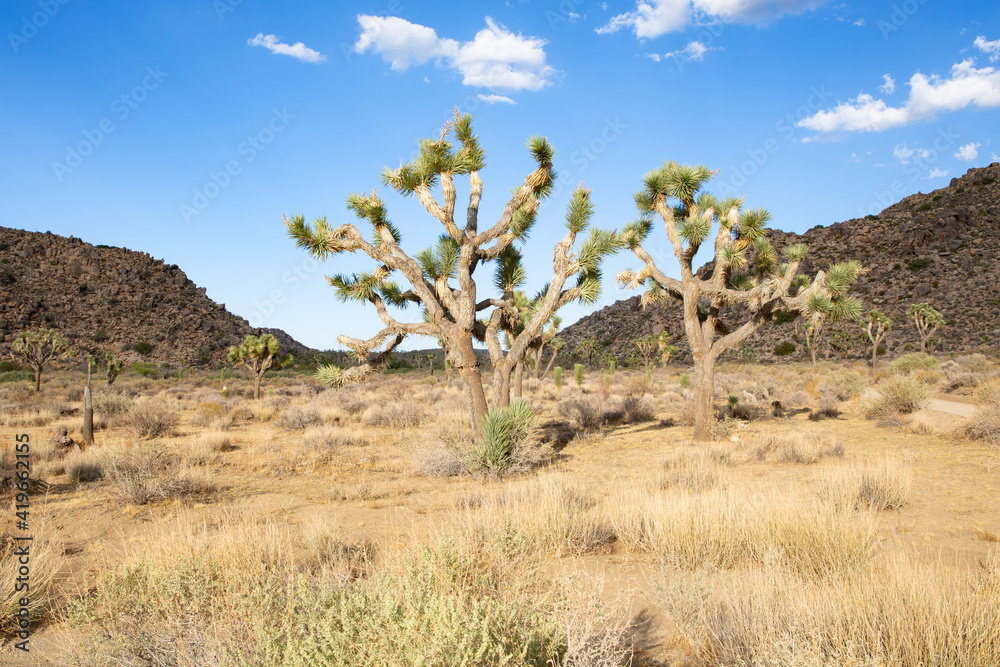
[279,405,322,430]
[891,352,939,375]
[966,382,1000,446]
[64,515,617,666]
[822,457,912,511]
[0,370,33,383]
[1,526,65,639]
[620,395,656,423]
[189,401,235,429]
[102,446,215,505]
[774,341,796,356]
[132,340,153,355]
[363,402,423,429]
[92,390,133,416]
[131,362,158,378]
[64,449,104,483]
[817,370,864,401]
[117,402,177,438]
[556,395,605,430]
[865,376,933,420]
[657,451,718,492]
[465,400,546,478]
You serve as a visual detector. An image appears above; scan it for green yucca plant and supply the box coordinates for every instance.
[574,363,585,388]
[466,400,537,478]
[553,366,563,389]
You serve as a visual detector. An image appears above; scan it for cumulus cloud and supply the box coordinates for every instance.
[354,16,554,92]
[248,33,326,64]
[924,167,949,179]
[879,73,896,94]
[974,35,1000,62]
[477,93,516,105]
[666,40,709,61]
[854,18,865,26]
[597,0,828,38]
[954,141,981,161]
[798,56,1000,134]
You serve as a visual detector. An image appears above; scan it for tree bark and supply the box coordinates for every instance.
[514,361,524,398]
[542,348,559,379]
[454,337,489,435]
[254,373,262,400]
[692,351,717,442]
[82,385,94,445]
[33,366,41,393]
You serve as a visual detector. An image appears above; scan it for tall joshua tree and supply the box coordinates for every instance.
[617,161,862,441]
[9,328,72,393]
[865,309,891,377]
[797,286,865,367]
[227,333,292,400]
[909,302,944,353]
[287,112,618,432]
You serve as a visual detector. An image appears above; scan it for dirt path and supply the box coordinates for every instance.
[928,397,976,417]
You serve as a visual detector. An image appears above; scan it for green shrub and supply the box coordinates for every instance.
[132,340,153,355]
[890,353,939,375]
[906,258,932,272]
[0,370,33,383]
[466,400,538,477]
[680,373,690,389]
[131,362,158,378]
[93,330,108,343]
[553,366,563,389]
[774,341,797,356]
[574,363,584,388]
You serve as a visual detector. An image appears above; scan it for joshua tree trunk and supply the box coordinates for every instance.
[82,386,94,445]
[33,366,42,393]
[253,373,263,400]
[542,348,559,379]
[691,343,719,441]
[514,361,525,398]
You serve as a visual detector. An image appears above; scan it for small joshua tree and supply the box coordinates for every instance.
[865,309,891,377]
[105,352,123,386]
[539,336,565,380]
[575,337,599,370]
[635,335,657,370]
[797,284,865,367]
[656,333,676,367]
[227,333,292,400]
[909,302,944,353]
[617,161,862,440]
[9,328,72,393]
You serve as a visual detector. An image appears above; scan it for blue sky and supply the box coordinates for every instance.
[2,0,998,351]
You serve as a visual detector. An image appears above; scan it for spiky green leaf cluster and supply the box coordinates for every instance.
[416,235,460,281]
[564,186,593,234]
[826,260,862,295]
[908,302,945,325]
[621,216,653,249]
[494,245,527,293]
[228,333,280,365]
[868,309,892,330]
[328,270,405,307]
[677,211,713,247]
[527,136,554,166]
[314,363,344,389]
[784,243,809,262]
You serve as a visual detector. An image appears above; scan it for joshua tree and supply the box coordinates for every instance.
[909,302,944,353]
[539,336,565,380]
[635,335,657,370]
[575,337,599,370]
[227,333,292,400]
[287,112,618,432]
[797,287,865,367]
[865,309,891,377]
[656,333,676,367]
[105,352,123,386]
[617,161,862,440]
[9,328,72,393]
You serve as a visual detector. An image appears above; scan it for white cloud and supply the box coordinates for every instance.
[477,93,516,105]
[854,18,865,26]
[993,152,1000,162]
[666,40,709,62]
[924,167,949,179]
[248,33,326,64]
[354,16,554,92]
[879,73,896,94]
[597,0,690,38]
[597,0,828,38]
[893,143,932,164]
[646,52,662,61]
[799,55,1000,134]
[974,35,1000,62]
[954,141,981,161]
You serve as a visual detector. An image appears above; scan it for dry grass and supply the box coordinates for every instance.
[966,382,1000,446]
[101,444,215,505]
[115,401,177,438]
[821,455,913,511]
[655,554,1000,667]
[865,375,934,420]
[607,476,878,576]
[1,521,66,639]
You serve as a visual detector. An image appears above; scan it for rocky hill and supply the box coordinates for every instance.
[562,163,1000,365]
[0,227,315,366]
